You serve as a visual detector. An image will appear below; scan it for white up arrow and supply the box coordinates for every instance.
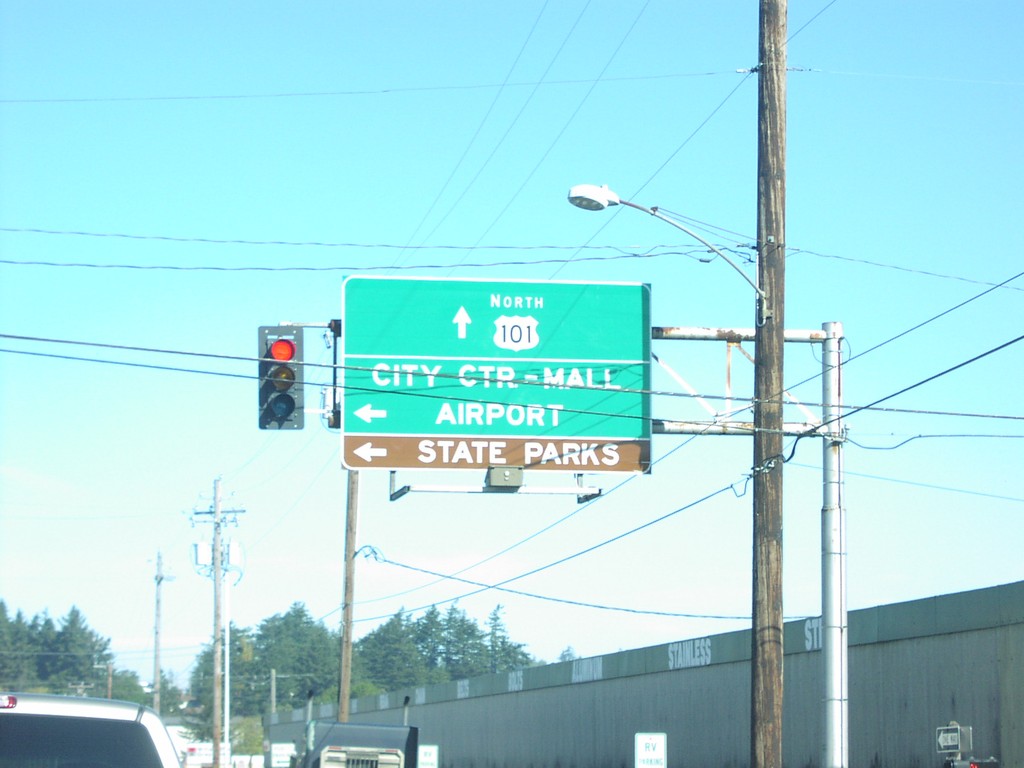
[354,404,387,423]
[453,306,471,339]
[353,442,388,463]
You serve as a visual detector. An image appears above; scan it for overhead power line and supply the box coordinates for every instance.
[365,547,752,621]
[0,71,747,105]
[0,226,665,252]
[350,479,750,624]
[399,0,575,261]
[847,433,1024,453]
[356,430,708,608]
[4,226,1019,295]
[840,332,1024,424]
[1,332,1022,425]
[790,459,1024,503]
[0,247,695,272]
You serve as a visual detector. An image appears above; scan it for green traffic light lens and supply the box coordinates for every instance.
[270,393,295,418]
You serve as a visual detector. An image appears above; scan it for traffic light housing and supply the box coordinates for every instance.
[258,326,304,429]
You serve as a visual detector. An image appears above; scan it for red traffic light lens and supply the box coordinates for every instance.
[269,338,296,361]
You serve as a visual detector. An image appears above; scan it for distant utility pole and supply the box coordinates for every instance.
[153,552,169,715]
[752,3,787,768]
[193,478,245,768]
[338,470,359,722]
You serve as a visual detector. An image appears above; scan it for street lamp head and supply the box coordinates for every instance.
[568,184,621,211]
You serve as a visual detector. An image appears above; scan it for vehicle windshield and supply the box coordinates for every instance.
[0,712,168,768]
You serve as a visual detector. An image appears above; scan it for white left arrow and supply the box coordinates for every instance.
[453,306,472,339]
[353,442,388,462]
[354,404,388,423]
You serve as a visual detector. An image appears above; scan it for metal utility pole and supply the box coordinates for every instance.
[822,322,849,768]
[752,3,787,768]
[338,470,359,722]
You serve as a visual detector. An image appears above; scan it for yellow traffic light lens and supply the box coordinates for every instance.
[269,365,296,391]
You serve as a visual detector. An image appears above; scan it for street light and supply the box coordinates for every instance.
[567,184,771,324]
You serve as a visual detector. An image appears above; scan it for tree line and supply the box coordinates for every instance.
[1,599,563,749]
[0,601,181,705]
[188,602,538,729]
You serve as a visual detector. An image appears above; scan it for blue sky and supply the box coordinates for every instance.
[1,1,1021,689]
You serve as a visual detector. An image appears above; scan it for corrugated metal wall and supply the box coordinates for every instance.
[268,582,1023,768]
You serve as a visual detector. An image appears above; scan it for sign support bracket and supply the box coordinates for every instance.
[389,471,602,504]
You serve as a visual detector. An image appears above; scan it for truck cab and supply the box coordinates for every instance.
[293,722,417,768]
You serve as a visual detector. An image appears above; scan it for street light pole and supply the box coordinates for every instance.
[569,177,786,767]
[822,323,848,768]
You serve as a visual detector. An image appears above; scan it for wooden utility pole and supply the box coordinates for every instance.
[752,2,787,768]
[338,470,359,722]
[154,552,165,715]
[212,480,223,768]
[192,480,244,768]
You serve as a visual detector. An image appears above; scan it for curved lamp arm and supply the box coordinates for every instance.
[568,183,771,323]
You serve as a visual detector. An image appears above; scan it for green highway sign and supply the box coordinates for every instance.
[341,276,651,472]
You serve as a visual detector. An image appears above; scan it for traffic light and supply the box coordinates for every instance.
[258,326,304,429]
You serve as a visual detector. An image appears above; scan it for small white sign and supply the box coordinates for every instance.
[635,733,667,768]
[937,729,960,750]
[271,743,296,768]
[936,724,971,754]
[419,745,439,768]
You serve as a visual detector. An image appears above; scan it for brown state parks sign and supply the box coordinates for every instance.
[346,435,651,472]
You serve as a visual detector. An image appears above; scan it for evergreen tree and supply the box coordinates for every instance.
[1,596,540,721]
[441,605,488,680]
[412,606,447,682]
[0,603,34,689]
[187,605,339,743]
[254,603,338,712]
[55,607,114,685]
[153,669,185,716]
[31,613,60,684]
[348,643,381,699]
[109,668,149,704]
[354,612,427,691]
[486,606,531,673]
[186,624,260,742]
[233,716,265,756]
[225,626,262,718]
[0,605,121,694]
